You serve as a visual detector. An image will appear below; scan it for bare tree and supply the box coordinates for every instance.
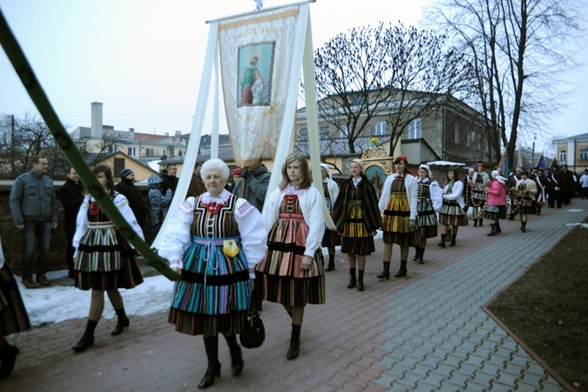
[426,0,582,169]
[308,22,474,155]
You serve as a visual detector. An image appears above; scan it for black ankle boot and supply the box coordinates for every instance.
[487,224,497,236]
[521,221,527,233]
[377,262,390,279]
[287,324,301,360]
[413,246,420,261]
[449,234,457,247]
[223,334,243,376]
[111,307,130,336]
[418,248,425,264]
[474,219,478,227]
[357,270,365,291]
[394,260,407,278]
[479,218,483,226]
[72,319,98,352]
[198,336,221,389]
[437,234,446,248]
[496,221,502,233]
[326,254,335,271]
[347,268,356,288]
[0,344,20,379]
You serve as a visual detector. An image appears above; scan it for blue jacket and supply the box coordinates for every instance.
[10,169,58,225]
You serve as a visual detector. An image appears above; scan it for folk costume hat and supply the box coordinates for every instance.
[233,168,242,175]
[419,164,433,179]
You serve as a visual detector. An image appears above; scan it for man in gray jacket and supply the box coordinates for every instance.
[9,156,59,288]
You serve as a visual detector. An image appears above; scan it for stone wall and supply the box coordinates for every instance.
[0,181,151,276]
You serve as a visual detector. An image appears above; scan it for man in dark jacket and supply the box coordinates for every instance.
[161,163,179,198]
[9,156,58,288]
[58,167,84,279]
[115,168,147,229]
[231,159,271,212]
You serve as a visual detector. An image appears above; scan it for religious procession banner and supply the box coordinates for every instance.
[217,5,303,167]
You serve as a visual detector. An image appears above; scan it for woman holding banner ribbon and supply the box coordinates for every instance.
[71,165,145,352]
[157,158,266,389]
[256,153,326,360]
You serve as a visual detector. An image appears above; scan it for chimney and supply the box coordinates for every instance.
[91,102,103,138]
[129,128,134,133]
[175,131,181,137]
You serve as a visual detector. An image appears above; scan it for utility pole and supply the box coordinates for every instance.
[10,114,15,176]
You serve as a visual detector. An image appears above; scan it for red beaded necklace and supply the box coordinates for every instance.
[89,201,101,216]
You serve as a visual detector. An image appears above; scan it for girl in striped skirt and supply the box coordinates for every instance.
[256,153,325,360]
[320,163,341,271]
[515,170,538,233]
[158,159,266,389]
[331,159,381,292]
[71,165,144,352]
[414,164,442,264]
[378,156,419,279]
[0,233,31,379]
[438,168,468,247]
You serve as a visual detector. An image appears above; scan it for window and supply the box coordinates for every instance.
[108,144,119,153]
[559,150,567,163]
[320,126,330,140]
[351,95,365,106]
[145,148,155,157]
[466,132,473,148]
[113,158,125,176]
[408,118,422,139]
[127,147,137,157]
[375,121,387,136]
[579,148,588,160]
[298,128,308,143]
[339,124,348,138]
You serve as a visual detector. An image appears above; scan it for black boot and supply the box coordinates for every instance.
[198,336,221,389]
[413,246,421,261]
[347,268,356,288]
[449,234,457,247]
[418,248,425,264]
[479,218,483,226]
[437,234,446,248]
[376,262,390,280]
[521,221,527,233]
[496,221,502,233]
[487,224,497,236]
[72,319,98,352]
[0,344,20,379]
[287,324,301,360]
[111,307,130,336]
[474,218,478,227]
[416,247,424,264]
[223,334,243,376]
[357,270,365,291]
[326,254,335,271]
[394,260,407,278]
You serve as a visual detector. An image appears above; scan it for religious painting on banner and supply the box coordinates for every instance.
[219,6,302,168]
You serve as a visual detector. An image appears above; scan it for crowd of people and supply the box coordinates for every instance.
[1,153,587,388]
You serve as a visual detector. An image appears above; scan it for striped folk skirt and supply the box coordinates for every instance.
[73,223,144,291]
[0,263,31,336]
[169,236,251,336]
[439,201,469,227]
[382,192,420,246]
[484,205,507,221]
[256,213,325,307]
[416,199,438,239]
[340,200,376,256]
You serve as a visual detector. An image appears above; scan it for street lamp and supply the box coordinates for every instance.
[531,133,537,169]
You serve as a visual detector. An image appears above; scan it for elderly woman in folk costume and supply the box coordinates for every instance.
[377,156,419,279]
[413,164,442,264]
[484,170,508,236]
[515,169,538,233]
[320,163,341,271]
[471,162,490,227]
[332,159,381,292]
[438,168,469,247]
[157,158,267,389]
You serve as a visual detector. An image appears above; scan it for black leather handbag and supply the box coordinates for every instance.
[240,310,265,349]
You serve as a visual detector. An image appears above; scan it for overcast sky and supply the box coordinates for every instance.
[1,0,587,154]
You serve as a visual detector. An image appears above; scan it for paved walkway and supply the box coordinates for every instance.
[2,200,587,391]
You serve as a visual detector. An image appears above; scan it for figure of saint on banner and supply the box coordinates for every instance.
[238,42,274,107]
